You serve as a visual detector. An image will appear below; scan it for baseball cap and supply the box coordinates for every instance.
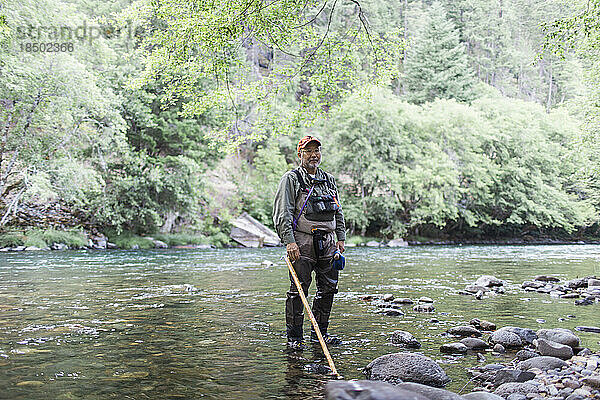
[297,135,322,154]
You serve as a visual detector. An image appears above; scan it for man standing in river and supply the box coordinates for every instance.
[273,135,346,349]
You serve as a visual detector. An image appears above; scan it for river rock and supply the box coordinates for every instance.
[396,382,463,400]
[447,326,482,337]
[364,352,451,387]
[393,298,414,305]
[534,275,561,282]
[517,356,568,371]
[493,344,506,353]
[413,304,435,312]
[366,241,380,247]
[475,275,504,287]
[462,392,504,400]
[325,380,429,400]
[502,327,537,345]
[588,278,600,287]
[418,297,434,303]
[575,326,600,334]
[566,278,590,289]
[490,329,522,348]
[537,328,580,348]
[516,350,539,361]
[382,294,395,302]
[493,369,536,386]
[387,239,408,247]
[470,318,497,331]
[522,281,545,289]
[390,331,421,348]
[461,338,489,350]
[260,260,274,267]
[535,338,574,360]
[494,382,539,397]
[505,395,527,400]
[379,309,403,316]
[440,343,468,354]
[582,376,600,388]
[465,285,489,294]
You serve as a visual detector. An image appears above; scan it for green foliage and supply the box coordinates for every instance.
[0,230,26,247]
[107,232,155,250]
[325,85,594,237]
[151,233,209,246]
[403,2,475,104]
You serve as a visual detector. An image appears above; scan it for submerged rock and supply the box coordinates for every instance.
[440,342,468,354]
[413,304,435,313]
[364,352,451,387]
[470,318,497,331]
[460,338,489,350]
[447,326,482,337]
[396,382,463,400]
[475,275,504,287]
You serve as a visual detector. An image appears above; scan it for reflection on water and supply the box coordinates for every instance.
[0,245,599,399]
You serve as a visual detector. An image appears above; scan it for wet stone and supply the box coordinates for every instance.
[535,338,574,360]
[418,296,434,303]
[494,369,536,386]
[534,275,561,282]
[413,304,435,313]
[490,329,522,348]
[537,328,580,348]
[447,325,482,337]
[440,342,468,354]
[460,338,489,350]
[382,294,394,302]
[493,344,506,353]
[470,318,497,331]
[517,356,568,372]
[392,298,414,305]
[390,330,421,348]
[516,350,539,361]
[364,352,451,387]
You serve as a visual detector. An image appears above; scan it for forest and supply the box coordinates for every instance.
[1,0,600,248]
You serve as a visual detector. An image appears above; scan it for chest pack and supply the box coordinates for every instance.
[292,169,340,223]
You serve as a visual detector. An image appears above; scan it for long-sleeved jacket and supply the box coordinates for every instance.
[273,166,346,246]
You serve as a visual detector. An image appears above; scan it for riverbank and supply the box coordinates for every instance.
[1,228,600,252]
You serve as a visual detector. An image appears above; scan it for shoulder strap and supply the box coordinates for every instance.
[292,169,307,191]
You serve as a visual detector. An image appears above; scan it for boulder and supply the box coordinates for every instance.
[387,239,408,247]
[535,338,574,360]
[537,328,580,348]
[396,382,463,400]
[390,331,421,348]
[463,392,504,400]
[517,356,568,371]
[494,382,539,397]
[460,338,489,350]
[493,369,536,386]
[501,327,537,345]
[325,380,429,400]
[490,329,522,348]
[470,318,496,331]
[440,343,468,354]
[364,352,451,387]
[475,275,504,287]
[447,326,482,337]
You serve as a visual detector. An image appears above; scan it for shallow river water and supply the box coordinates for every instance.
[0,245,599,399]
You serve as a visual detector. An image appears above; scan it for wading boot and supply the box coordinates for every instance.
[310,331,342,346]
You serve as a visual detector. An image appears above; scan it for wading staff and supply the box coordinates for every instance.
[284,255,340,378]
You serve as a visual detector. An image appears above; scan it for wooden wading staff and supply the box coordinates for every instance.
[284,256,340,378]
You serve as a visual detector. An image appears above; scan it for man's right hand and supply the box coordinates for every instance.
[286,242,300,262]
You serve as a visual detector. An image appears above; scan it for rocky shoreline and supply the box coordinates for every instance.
[326,324,600,400]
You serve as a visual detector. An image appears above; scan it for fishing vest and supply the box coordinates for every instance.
[292,168,340,235]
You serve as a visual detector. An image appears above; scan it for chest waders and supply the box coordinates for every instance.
[286,168,341,346]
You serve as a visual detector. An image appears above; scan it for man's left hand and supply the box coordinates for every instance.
[336,241,345,254]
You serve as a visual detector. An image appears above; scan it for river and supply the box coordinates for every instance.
[0,245,599,399]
